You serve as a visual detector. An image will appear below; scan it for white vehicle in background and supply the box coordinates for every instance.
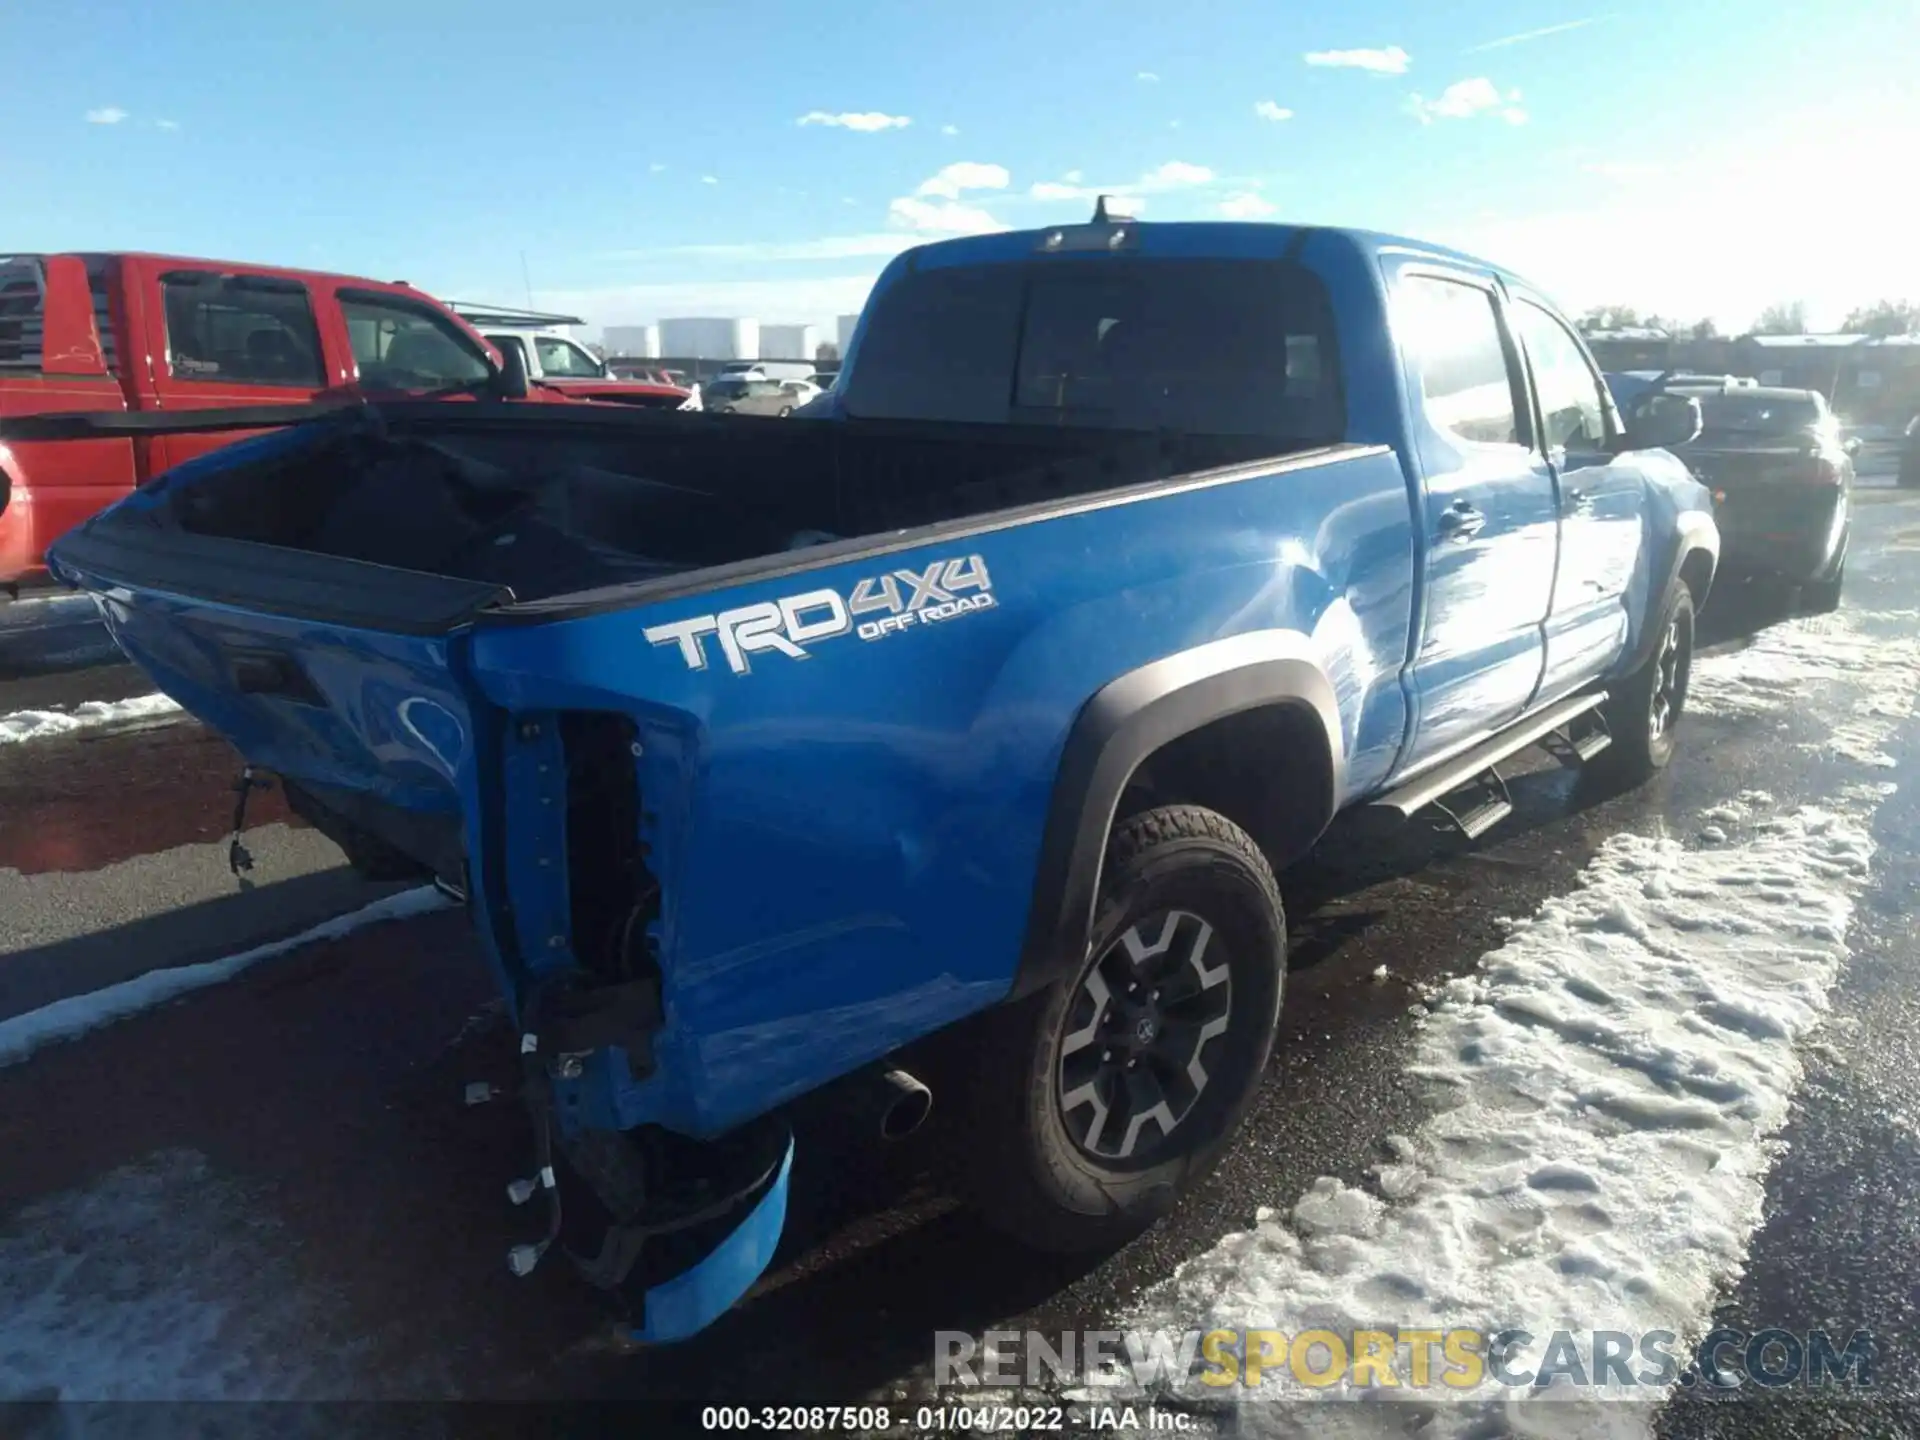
[717,360,817,384]
[444,302,699,411]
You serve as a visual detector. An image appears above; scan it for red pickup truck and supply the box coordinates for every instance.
[0,251,536,592]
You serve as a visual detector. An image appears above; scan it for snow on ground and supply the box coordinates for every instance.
[1102,609,1917,1435]
[0,693,182,747]
[0,887,449,1069]
[0,1149,373,1404]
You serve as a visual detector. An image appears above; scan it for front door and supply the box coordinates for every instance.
[1508,294,1642,700]
[1388,264,1559,774]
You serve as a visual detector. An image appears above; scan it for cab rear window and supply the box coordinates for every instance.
[842,257,1343,439]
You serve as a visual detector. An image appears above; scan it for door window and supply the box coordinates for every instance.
[533,335,604,377]
[340,290,493,390]
[1396,274,1526,447]
[162,272,323,386]
[1514,302,1612,451]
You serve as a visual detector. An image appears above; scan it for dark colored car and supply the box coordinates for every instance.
[1670,386,1851,609]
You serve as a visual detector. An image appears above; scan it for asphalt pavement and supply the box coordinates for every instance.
[0,481,1916,1436]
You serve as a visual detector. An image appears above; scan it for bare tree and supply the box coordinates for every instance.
[1839,300,1920,338]
[1689,317,1720,340]
[1578,304,1644,333]
[1751,301,1809,336]
[815,341,841,364]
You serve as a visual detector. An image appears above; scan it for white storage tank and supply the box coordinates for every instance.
[601,324,660,359]
[658,317,759,361]
[758,324,817,361]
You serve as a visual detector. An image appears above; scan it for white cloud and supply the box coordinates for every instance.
[887,195,1004,234]
[84,107,128,125]
[701,175,720,185]
[1582,159,1664,180]
[1303,45,1410,73]
[1137,71,1161,82]
[1465,15,1607,52]
[649,162,668,173]
[941,124,960,136]
[1254,101,1295,121]
[1030,181,1092,201]
[154,118,180,131]
[1407,77,1528,124]
[915,161,1011,199]
[1139,160,1215,189]
[1064,169,1084,183]
[1433,99,1920,333]
[1219,191,1279,219]
[796,110,912,132]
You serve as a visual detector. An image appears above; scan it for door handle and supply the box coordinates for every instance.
[1435,500,1484,542]
[1564,486,1593,513]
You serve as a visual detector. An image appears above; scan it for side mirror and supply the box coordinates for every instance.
[491,339,530,401]
[1623,391,1702,451]
[1844,436,1864,457]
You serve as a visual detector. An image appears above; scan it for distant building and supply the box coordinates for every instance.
[1734,333,1920,422]
[758,323,817,361]
[837,313,861,352]
[658,316,760,361]
[601,324,659,359]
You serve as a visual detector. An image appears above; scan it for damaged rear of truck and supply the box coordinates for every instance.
[23,216,1714,1343]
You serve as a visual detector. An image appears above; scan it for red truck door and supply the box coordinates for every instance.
[128,259,342,470]
[0,254,138,585]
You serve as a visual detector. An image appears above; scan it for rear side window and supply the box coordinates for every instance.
[843,257,1343,439]
[0,256,44,370]
[1513,301,1611,451]
[85,258,120,375]
[163,273,323,386]
[341,291,492,389]
[1396,275,1524,447]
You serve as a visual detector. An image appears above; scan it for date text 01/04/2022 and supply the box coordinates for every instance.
[698,1404,1196,1432]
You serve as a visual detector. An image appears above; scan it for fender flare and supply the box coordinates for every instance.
[1623,510,1719,677]
[1008,630,1345,1001]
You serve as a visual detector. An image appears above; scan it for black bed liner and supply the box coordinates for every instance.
[34,400,1365,634]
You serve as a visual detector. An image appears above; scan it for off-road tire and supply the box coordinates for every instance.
[960,805,1286,1252]
[1595,581,1695,785]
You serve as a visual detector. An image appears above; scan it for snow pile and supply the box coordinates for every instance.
[0,1149,373,1402]
[0,887,450,1069]
[1122,800,1874,1430]
[1105,607,1918,1434]
[0,693,182,746]
[1689,609,1920,726]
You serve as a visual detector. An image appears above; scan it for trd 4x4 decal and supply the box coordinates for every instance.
[644,555,995,675]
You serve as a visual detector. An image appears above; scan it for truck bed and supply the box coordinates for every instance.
[50,404,1304,625]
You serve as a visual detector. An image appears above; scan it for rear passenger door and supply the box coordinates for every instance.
[143,267,330,469]
[1388,265,1559,772]
[1507,294,1642,698]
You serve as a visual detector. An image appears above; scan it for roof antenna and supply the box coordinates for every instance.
[1092,194,1121,224]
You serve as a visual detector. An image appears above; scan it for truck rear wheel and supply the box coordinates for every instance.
[962,805,1285,1252]
[1596,581,1695,785]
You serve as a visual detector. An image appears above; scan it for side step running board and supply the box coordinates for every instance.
[1369,691,1610,824]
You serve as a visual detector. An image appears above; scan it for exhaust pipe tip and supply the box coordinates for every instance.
[878,1067,933,1141]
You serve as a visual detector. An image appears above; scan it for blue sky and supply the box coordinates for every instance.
[4,0,1915,336]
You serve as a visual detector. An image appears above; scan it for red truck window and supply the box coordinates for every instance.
[162,272,324,386]
[339,290,492,390]
[0,257,45,370]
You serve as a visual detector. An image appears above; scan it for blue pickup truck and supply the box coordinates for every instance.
[19,212,1717,1343]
